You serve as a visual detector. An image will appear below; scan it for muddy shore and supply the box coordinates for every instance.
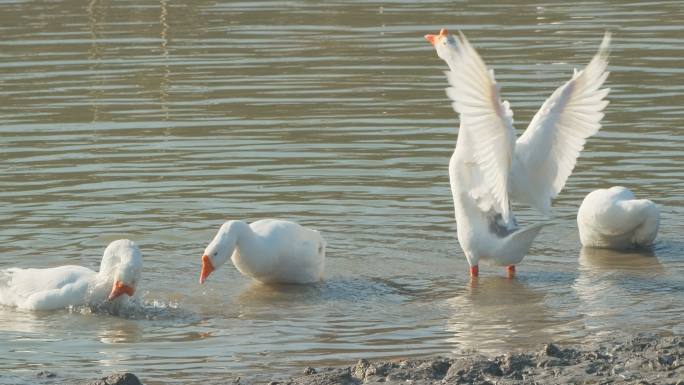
[80,334,679,384]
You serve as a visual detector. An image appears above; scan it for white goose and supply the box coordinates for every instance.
[425,29,611,276]
[199,219,326,284]
[577,186,659,249]
[0,239,142,310]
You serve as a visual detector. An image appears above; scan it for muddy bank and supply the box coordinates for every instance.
[80,334,681,384]
[256,334,683,385]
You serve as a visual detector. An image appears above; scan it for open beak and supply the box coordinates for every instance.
[424,28,449,46]
[199,255,215,284]
[107,280,135,301]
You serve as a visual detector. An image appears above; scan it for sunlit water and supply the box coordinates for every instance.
[1,0,683,384]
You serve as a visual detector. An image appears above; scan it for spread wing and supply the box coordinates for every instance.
[511,32,611,214]
[443,32,516,223]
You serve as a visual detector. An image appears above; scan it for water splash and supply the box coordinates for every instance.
[69,296,196,322]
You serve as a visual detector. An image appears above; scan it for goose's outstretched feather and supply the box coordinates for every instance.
[511,33,611,214]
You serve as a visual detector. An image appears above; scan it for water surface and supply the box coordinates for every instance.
[1,0,683,384]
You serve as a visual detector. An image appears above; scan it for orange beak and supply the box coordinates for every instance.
[107,280,135,301]
[424,28,449,46]
[199,255,215,284]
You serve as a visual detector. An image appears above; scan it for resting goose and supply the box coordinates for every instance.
[577,186,659,249]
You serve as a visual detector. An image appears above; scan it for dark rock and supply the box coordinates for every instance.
[367,361,395,377]
[37,371,57,378]
[287,367,359,385]
[303,367,317,375]
[501,353,534,378]
[585,360,610,375]
[658,354,675,368]
[537,357,565,368]
[444,357,473,380]
[86,373,142,385]
[544,343,561,357]
[427,357,452,377]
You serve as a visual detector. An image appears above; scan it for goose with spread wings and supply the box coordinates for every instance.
[425,29,611,277]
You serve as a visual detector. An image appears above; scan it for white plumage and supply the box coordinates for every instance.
[577,186,659,249]
[426,29,610,275]
[511,35,611,214]
[0,239,142,310]
[200,219,326,284]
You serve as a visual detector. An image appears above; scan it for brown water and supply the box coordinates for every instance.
[1,0,683,384]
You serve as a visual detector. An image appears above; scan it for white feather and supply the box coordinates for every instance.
[511,32,611,214]
[442,32,516,224]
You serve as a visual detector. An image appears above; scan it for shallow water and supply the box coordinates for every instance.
[1,0,683,384]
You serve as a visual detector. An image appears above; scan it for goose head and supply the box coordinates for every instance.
[199,222,238,284]
[98,239,143,301]
[424,28,458,62]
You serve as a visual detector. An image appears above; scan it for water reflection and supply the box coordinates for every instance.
[87,0,104,123]
[236,276,404,303]
[0,307,52,335]
[159,0,171,122]
[444,278,561,352]
[235,281,326,306]
[578,246,662,273]
[94,317,143,344]
[573,247,669,339]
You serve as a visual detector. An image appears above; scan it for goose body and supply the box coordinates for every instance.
[0,239,142,310]
[200,219,326,284]
[577,186,659,249]
[449,124,547,274]
[425,29,610,276]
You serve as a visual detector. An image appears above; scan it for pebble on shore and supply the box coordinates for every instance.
[86,373,142,385]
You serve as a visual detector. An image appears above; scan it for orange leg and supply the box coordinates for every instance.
[506,265,515,278]
[470,265,479,277]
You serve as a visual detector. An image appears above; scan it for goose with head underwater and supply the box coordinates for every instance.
[199,219,326,285]
[425,29,611,277]
[0,239,142,310]
[577,186,659,249]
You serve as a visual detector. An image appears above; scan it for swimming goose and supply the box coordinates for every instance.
[425,29,610,276]
[577,186,659,249]
[0,239,142,310]
[199,219,326,285]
